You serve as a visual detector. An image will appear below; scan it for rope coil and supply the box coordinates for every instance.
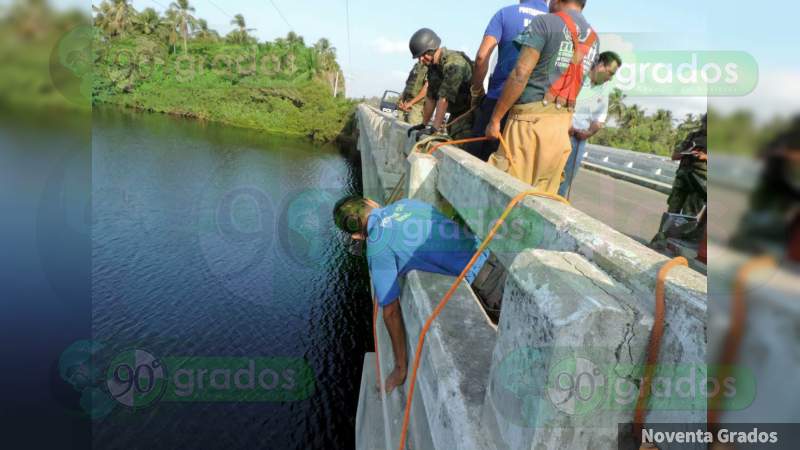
[386,134,518,205]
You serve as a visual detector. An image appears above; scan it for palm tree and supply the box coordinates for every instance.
[194,18,219,42]
[312,37,340,91]
[169,0,197,54]
[607,88,627,124]
[134,7,161,35]
[654,109,673,124]
[622,104,645,128]
[160,8,180,53]
[314,38,336,62]
[286,31,304,46]
[231,14,246,32]
[226,13,255,45]
[93,0,135,37]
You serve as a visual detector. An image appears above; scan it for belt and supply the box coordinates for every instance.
[510,101,573,116]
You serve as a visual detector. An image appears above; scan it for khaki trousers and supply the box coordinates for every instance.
[488,102,573,194]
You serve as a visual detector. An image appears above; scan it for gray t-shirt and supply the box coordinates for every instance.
[513,10,600,104]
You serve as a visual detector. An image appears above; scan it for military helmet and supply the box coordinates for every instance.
[409,28,441,59]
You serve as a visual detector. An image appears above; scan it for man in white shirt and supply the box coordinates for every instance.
[558,51,621,198]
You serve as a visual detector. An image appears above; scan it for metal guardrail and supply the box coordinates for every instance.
[582,144,678,185]
[710,154,761,192]
[582,144,760,193]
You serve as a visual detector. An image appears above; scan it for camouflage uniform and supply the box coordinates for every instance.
[401,62,428,125]
[426,48,474,140]
[667,127,707,215]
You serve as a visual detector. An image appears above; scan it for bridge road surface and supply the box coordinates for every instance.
[569,168,668,245]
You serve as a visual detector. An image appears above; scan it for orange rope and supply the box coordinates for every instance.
[386,173,407,205]
[426,136,491,155]
[445,106,478,129]
[427,135,519,177]
[707,256,776,426]
[373,297,382,386]
[396,189,570,450]
[386,135,517,205]
[632,256,688,445]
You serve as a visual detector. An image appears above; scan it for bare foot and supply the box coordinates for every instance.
[383,366,407,394]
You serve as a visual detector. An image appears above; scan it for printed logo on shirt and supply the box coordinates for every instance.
[555,33,597,73]
[519,6,546,28]
[380,203,413,227]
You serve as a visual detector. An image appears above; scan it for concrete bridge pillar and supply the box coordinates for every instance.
[482,249,653,449]
[404,152,440,206]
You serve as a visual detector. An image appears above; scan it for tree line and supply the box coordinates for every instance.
[91,0,341,90]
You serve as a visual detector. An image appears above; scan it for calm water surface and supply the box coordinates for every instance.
[91,109,372,449]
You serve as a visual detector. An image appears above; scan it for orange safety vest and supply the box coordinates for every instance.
[545,11,598,109]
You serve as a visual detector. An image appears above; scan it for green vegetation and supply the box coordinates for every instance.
[592,88,790,156]
[0,0,789,153]
[707,109,792,156]
[591,89,701,156]
[90,0,354,142]
[0,0,89,113]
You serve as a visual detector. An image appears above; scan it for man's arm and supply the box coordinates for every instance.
[407,82,429,108]
[432,98,449,130]
[485,46,540,138]
[421,94,436,125]
[471,35,498,93]
[671,138,688,160]
[577,121,604,140]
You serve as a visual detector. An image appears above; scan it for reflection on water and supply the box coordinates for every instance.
[92,109,371,449]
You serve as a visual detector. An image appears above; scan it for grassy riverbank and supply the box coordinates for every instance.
[89,0,356,143]
[0,1,357,144]
[93,37,357,143]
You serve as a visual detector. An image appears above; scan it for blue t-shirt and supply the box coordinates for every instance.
[366,199,488,306]
[484,0,549,99]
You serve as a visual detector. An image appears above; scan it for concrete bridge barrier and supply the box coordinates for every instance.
[706,245,800,424]
[355,104,707,449]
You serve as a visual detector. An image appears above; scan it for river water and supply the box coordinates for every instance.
[90,109,372,449]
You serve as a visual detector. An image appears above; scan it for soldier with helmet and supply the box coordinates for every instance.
[406,28,475,142]
[667,114,708,216]
[397,62,428,124]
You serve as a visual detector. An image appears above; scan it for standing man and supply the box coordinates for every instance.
[407,28,475,141]
[558,51,622,198]
[667,114,707,215]
[485,0,599,193]
[468,0,549,161]
[398,61,428,124]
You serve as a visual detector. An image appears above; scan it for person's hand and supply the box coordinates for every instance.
[692,150,708,161]
[568,127,576,136]
[416,126,439,140]
[407,123,426,137]
[575,130,591,141]
[397,101,410,112]
[485,119,502,140]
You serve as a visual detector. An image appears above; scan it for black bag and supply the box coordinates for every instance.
[470,252,507,322]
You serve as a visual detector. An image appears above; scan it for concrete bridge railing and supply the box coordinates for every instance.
[354,104,707,450]
[706,245,800,424]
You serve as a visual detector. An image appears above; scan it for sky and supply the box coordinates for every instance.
[52,0,800,120]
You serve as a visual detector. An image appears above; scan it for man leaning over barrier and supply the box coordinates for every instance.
[332,196,506,393]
